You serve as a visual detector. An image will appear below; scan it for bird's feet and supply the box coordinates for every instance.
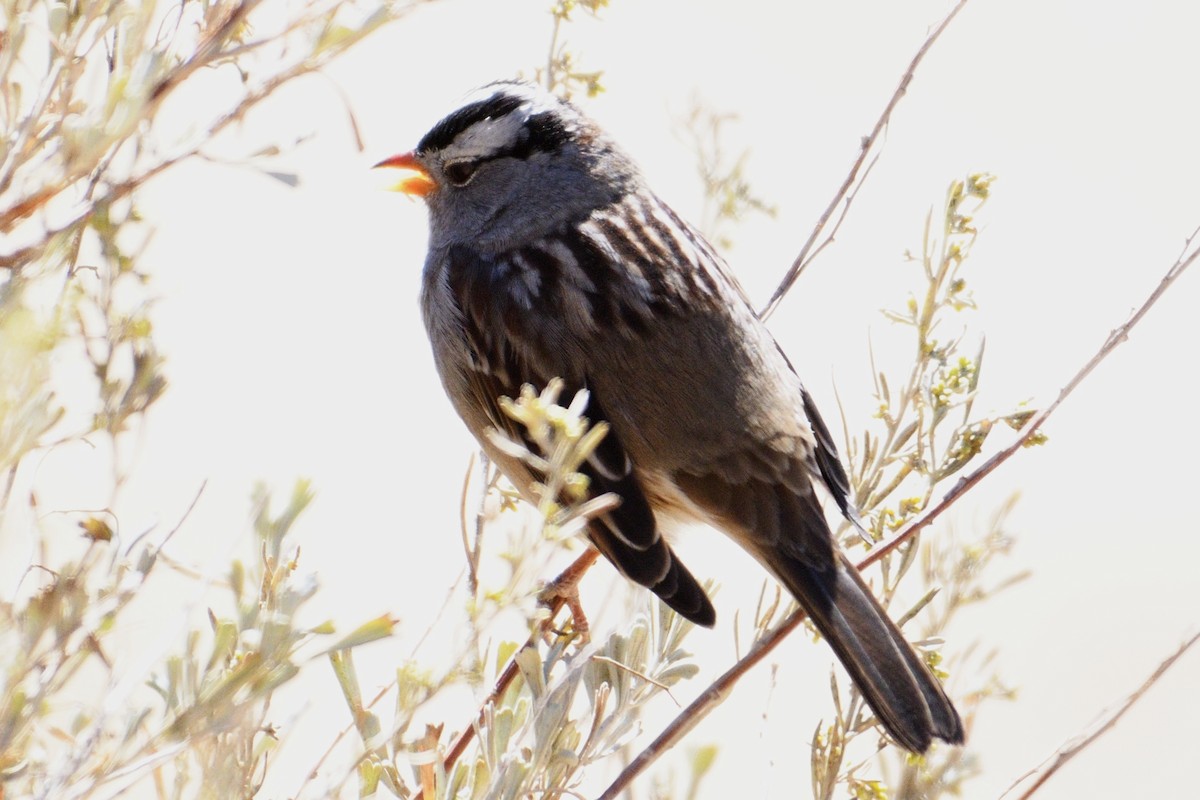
[537,549,600,643]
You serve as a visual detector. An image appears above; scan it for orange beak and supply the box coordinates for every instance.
[373,151,438,197]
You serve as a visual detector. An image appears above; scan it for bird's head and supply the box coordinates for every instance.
[375,81,637,251]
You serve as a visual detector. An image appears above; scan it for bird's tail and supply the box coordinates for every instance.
[770,549,964,753]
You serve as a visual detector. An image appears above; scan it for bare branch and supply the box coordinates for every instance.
[1002,631,1200,800]
[759,0,972,321]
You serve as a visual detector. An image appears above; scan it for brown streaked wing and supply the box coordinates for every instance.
[444,241,716,625]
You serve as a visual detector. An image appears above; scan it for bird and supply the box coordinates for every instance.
[376,81,964,753]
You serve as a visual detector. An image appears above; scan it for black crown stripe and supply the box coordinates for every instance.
[416,94,573,160]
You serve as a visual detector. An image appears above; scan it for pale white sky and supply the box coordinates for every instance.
[43,0,1200,797]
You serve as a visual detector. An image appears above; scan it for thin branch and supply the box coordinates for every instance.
[123,480,207,557]
[294,681,396,799]
[0,0,107,196]
[863,222,1200,570]
[3,0,426,262]
[432,548,600,785]
[458,451,481,596]
[759,0,972,321]
[4,27,360,270]
[146,0,263,104]
[0,0,261,234]
[599,226,1199,799]
[1002,631,1200,800]
[597,604,806,800]
[545,12,564,92]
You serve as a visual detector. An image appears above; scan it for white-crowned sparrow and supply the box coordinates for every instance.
[377,81,963,753]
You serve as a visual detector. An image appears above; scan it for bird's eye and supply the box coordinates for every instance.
[444,159,480,187]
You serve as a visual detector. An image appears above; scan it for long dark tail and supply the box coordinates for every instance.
[771,549,964,752]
